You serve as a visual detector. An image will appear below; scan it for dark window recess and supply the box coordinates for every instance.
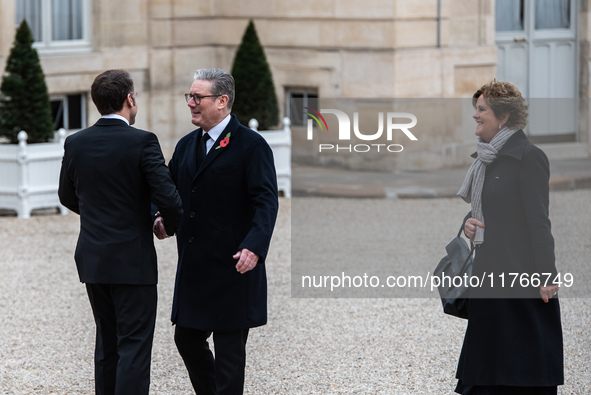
[286,90,319,127]
[50,94,85,131]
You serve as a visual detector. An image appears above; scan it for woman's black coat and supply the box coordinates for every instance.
[456,131,564,387]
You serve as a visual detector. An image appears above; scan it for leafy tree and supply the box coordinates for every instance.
[231,20,279,130]
[0,20,54,143]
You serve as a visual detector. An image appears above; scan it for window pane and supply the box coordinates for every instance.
[51,99,65,130]
[496,0,524,32]
[52,0,83,41]
[289,93,305,126]
[15,0,42,42]
[535,0,570,30]
[51,95,84,130]
[67,94,83,129]
[307,94,319,114]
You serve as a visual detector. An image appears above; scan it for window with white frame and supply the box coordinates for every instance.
[51,94,86,132]
[16,0,90,51]
[286,88,319,127]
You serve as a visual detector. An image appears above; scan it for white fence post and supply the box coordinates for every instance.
[17,131,30,218]
[57,129,68,215]
[248,118,259,132]
[250,117,292,198]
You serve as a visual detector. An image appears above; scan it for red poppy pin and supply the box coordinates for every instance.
[216,132,231,149]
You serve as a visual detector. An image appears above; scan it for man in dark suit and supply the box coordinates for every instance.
[58,69,183,395]
[153,68,278,394]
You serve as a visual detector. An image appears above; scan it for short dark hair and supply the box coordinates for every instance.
[91,70,134,115]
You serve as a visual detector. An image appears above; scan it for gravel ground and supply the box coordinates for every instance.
[0,191,590,394]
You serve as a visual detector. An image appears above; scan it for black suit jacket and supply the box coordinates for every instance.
[58,118,183,285]
[168,114,278,331]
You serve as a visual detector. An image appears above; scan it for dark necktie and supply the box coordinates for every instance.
[196,132,211,170]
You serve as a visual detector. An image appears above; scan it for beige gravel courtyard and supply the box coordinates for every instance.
[1,191,590,394]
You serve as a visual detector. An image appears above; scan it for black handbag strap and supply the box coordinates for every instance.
[456,222,465,238]
[457,222,476,261]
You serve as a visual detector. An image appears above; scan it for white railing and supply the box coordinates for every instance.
[249,117,292,198]
[0,129,68,218]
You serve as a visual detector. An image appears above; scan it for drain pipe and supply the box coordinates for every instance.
[437,0,441,48]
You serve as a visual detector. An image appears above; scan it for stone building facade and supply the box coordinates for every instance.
[0,0,589,169]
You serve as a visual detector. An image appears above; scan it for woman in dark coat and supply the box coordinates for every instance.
[454,81,563,394]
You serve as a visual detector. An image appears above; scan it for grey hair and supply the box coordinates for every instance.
[194,68,235,109]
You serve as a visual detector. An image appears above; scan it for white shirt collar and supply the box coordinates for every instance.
[202,114,231,153]
[101,114,130,125]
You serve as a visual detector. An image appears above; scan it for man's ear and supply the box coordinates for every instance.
[217,94,228,109]
[127,93,136,107]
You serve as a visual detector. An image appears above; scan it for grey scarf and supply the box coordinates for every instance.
[457,127,518,245]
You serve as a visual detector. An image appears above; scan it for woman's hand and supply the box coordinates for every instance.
[540,284,559,303]
[464,218,485,240]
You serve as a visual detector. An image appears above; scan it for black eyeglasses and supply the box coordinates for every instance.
[185,93,218,105]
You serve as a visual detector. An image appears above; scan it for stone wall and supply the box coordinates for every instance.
[1,0,588,168]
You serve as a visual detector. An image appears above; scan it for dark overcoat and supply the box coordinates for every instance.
[456,131,564,387]
[58,118,183,284]
[168,114,279,331]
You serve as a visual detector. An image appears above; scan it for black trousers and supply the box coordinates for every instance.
[86,284,157,395]
[174,326,250,395]
[455,381,558,395]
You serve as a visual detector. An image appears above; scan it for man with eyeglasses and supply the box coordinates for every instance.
[153,68,278,394]
[59,69,183,394]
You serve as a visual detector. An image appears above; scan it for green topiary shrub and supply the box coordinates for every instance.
[231,20,279,130]
[0,20,54,143]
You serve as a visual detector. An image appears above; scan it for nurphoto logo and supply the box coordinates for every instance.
[305,108,418,153]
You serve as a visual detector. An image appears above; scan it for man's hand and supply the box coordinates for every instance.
[233,248,259,274]
[153,212,169,240]
[540,284,559,303]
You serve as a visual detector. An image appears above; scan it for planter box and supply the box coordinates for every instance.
[249,117,292,198]
[0,129,68,218]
